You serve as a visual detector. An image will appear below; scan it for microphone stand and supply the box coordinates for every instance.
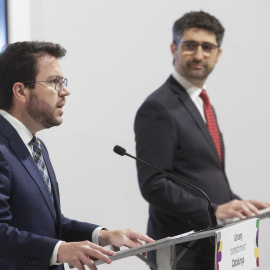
[113,145,224,230]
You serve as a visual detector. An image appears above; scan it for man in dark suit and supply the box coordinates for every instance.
[0,41,153,270]
[134,11,269,269]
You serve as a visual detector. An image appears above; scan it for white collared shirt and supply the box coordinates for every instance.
[0,110,33,151]
[172,71,207,122]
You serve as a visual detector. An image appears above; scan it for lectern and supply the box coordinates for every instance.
[95,209,270,270]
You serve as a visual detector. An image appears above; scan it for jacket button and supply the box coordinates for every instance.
[36,260,40,266]
[27,259,31,265]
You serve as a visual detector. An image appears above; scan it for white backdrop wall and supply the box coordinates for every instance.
[7,0,270,269]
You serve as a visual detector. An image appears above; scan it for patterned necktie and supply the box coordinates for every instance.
[29,136,54,201]
[200,89,222,162]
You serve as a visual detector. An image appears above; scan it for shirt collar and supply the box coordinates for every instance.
[172,70,207,102]
[0,110,34,145]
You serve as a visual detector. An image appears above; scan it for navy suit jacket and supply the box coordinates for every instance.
[0,115,98,270]
[134,76,240,268]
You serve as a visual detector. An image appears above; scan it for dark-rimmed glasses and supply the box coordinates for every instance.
[177,41,219,55]
[22,76,68,92]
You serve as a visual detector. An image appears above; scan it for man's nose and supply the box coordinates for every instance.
[193,45,204,60]
[58,85,70,97]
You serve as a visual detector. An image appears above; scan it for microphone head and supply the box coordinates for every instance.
[113,145,126,156]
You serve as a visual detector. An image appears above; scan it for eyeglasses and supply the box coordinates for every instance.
[177,41,219,55]
[22,76,68,92]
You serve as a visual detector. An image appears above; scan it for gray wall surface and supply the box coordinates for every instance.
[7,0,270,269]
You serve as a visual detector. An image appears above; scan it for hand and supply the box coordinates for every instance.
[246,199,270,210]
[98,228,154,251]
[216,199,270,220]
[57,241,116,270]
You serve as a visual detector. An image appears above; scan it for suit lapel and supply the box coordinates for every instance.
[10,139,58,223]
[0,116,58,224]
[167,76,222,163]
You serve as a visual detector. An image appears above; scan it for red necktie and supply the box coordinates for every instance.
[200,89,222,162]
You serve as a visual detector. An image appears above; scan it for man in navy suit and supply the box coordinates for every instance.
[0,41,153,270]
[134,11,269,269]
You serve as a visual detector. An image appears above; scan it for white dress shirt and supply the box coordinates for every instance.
[0,110,103,265]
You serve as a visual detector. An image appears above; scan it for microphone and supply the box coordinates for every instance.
[113,145,223,230]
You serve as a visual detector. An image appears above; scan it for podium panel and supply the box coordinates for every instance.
[216,218,259,270]
[94,211,270,270]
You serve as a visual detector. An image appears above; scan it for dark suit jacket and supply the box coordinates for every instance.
[134,76,240,268]
[0,115,98,270]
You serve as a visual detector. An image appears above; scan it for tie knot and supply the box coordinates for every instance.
[29,136,40,147]
[200,89,210,105]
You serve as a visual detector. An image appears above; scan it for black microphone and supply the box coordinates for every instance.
[113,145,223,230]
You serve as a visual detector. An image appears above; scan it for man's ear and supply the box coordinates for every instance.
[171,42,176,57]
[216,48,223,63]
[12,82,28,104]
[171,42,177,66]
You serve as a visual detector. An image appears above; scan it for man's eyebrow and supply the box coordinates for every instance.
[47,75,61,80]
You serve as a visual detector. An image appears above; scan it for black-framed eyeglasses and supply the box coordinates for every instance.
[22,76,68,92]
[176,41,219,55]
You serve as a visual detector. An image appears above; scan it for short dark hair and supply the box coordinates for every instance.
[0,41,66,110]
[173,11,225,47]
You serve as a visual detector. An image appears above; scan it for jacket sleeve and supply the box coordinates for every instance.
[134,100,211,230]
[60,214,100,243]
